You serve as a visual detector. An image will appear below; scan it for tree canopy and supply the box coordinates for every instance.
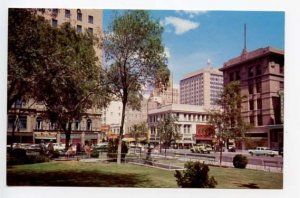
[208,81,252,165]
[102,10,170,164]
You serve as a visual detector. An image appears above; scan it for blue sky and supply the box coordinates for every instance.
[106,10,284,85]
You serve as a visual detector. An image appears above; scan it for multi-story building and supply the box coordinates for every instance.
[101,101,123,136]
[7,9,104,145]
[180,64,223,109]
[220,46,284,149]
[151,77,180,106]
[147,104,213,148]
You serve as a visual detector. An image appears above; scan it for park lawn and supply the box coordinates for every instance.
[7,161,282,188]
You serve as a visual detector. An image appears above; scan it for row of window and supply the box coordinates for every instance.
[249,114,263,126]
[52,9,94,24]
[249,98,262,110]
[7,116,93,131]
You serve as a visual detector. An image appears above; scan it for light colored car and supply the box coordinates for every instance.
[248,147,279,157]
[191,144,212,154]
[52,143,65,151]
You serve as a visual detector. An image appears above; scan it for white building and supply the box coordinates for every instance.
[101,101,123,134]
[148,104,212,148]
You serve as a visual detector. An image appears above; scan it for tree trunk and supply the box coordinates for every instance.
[65,121,72,150]
[117,100,127,164]
[219,141,223,167]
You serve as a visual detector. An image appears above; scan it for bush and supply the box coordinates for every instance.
[7,154,50,165]
[52,150,60,158]
[107,139,128,162]
[174,161,217,188]
[90,148,99,158]
[233,154,248,169]
[10,148,27,158]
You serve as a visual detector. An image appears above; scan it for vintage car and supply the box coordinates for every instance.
[248,147,279,157]
[190,144,212,154]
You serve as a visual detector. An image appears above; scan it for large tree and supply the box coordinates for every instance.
[102,10,170,164]
[35,22,109,149]
[7,9,49,111]
[208,81,252,166]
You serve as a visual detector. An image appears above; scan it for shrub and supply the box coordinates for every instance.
[90,148,99,158]
[233,154,248,169]
[107,139,128,162]
[174,161,217,188]
[10,148,27,158]
[52,150,60,158]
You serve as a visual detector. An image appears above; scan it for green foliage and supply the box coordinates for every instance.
[157,114,180,149]
[102,10,170,163]
[107,139,128,162]
[130,122,148,143]
[174,161,217,188]
[52,150,61,158]
[91,148,99,158]
[233,154,248,169]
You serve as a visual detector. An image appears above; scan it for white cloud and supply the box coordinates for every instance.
[164,47,171,58]
[176,10,208,18]
[161,16,199,35]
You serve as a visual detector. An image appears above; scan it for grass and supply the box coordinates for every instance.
[7,161,283,188]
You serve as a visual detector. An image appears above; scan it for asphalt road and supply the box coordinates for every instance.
[159,149,283,166]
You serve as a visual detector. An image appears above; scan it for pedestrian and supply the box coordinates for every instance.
[47,141,54,158]
[84,142,91,158]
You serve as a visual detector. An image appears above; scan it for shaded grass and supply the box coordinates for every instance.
[7,161,282,188]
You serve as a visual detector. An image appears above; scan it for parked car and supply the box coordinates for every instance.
[52,143,65,151]
[26,144,42,156]
[190,144,212,154]
[95,143,108,152]
[248,147,279,157]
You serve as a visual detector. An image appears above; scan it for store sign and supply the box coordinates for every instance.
[34,132,57,139]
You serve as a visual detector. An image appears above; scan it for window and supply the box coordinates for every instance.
[257,98,262,109]
[74,120,80,130]
[86,119,92,131]
[249,100,254,110]
[65,9,70,18]
[257,114,263,126]
[36,117,43,130]
[77,25,82,33]
[280,65,284,74]
[19,116,27,129]
[256,81,262,93]
[248,83,253,94]
[52,19,58,28]
[15,99,23,108]
[52,9,58,16]
[248,67,254,77]
[77,12,82,21]
[88,27,93,34]
[49,122,55,130]
[235,71,240,81]
[256,65,262,75]
[88,15,93,24]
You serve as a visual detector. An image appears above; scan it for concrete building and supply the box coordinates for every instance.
[220,46,284,149]
[148,104,213,148]
[180,63,223,109]
[7,9,104,145]
[151,77,180,106]
[101,101,123,136]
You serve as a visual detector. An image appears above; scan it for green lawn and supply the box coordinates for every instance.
[7,161,283,188]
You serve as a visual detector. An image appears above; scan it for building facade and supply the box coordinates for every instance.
[147,104,212,148]
[180,65,223,109]
[220,46,284,149]
[7,9,104,145]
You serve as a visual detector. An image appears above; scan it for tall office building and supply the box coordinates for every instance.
[180,63,223,109]
[7,9,104,145]
[220,46,284,149]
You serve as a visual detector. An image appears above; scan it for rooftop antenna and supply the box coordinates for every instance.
[207,58,212,69]
[241,23,248,57]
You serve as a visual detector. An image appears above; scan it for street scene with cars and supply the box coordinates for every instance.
[6,8,284,190]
